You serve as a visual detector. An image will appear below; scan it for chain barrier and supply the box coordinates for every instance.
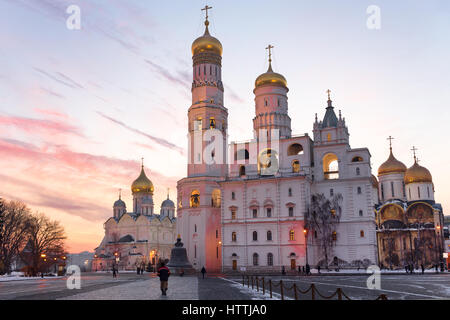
[242,275,388,300]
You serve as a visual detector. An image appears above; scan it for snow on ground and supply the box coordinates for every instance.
[220,277,291,300]
[0,275,63,282]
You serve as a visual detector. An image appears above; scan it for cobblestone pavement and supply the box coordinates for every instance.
[60,275,199,300]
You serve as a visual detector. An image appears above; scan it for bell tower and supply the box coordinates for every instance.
[188,5,228,177]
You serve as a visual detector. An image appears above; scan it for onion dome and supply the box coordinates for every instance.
[162,198,175,208]
[378,149,407,176]
[191,20,222,56]
[131,165,154,194]
[113,199,126,207]
[404,161,432,184]
[370,174,379,189]
[113,190,126,207]
[255,63,287,89]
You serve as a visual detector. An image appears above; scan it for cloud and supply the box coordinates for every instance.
[97,111,185,155]
[0,114,83,137]
[34,108,69,119]
[39,87,66,99]
[33,67,84,90]
[144,59,190,90]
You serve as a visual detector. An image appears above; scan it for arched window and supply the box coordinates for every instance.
[391,181,395,197]
[356,167,360,176]
[239,165,246,176]
[212,189,221,208]
[266,208,272,217]
[352,156,363,162]
[359,210,363,217]
[209,117,215,129]
[231,192,235,200]
[232,232,237,242]
[417,186,421,198]
[288,207,294,217]
[287,143,304,156]
[252,231,258,241]
[332,231,337,241]
[357,187,362,194]
[381,184,385,200]
[253,253,259,266]
[323,153,339,180]
[292,160,300,173]
[267,253,273,266]
[289,230,295,241]
[360,230,365,237]
[252,209,257,218]
[288,188,292,197]
[190,190,200,207]
[194,224,197,233]
[267,230,272,241]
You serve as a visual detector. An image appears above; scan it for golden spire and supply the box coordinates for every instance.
[265,44,274,72]
[167,188,170,200]
[327,89,331,101]
[141,157,144,168]
[118,188,122,200]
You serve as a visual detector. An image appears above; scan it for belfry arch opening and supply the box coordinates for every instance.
[323,153,339,180]
[287,143,304,156]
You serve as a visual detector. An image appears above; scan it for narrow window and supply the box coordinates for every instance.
[289,207,294,217]
[215,66,217,76]
[267,253,273,266]
[360,230,365,237]
[289,230,295,241]
[391,181,395,198]
[409,188,411,199]
[232,232,237,242]
[216,230,218,238]
[417,186,420,199]
[194,224,197,233]
[253,253,259,266]
[216,246,219,258]
[253,231,258,241]
[231,192,235,200]
[357,187,362,194]
[210,65,212,75]
[403,182,406,197]
[252,209,257,218]
[356,167,360,176]
[277,98,280,107]
[288,188,292,197]
[266,208,272,217]
[359,210,363,217]
[330,188,334,197]
[427,186,430,198]
[265,99,268,106]
[239,165,246,176]
[267,230,272,241]
[204,65,206,75]
[381,184,385,200]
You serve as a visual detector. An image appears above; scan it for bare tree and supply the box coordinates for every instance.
[21,213,67,276]
[0,199,33,274]
[305,193,343,269]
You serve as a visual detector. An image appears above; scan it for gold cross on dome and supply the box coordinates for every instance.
[202,5,212,21]
[265,44,274,63]
[387,136,394,151]
[326,89,331,100]
[411,146,418,162]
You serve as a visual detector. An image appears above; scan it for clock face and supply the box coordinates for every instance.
[258,149,278,175]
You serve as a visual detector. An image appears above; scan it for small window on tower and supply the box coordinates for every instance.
[209,117,216,129]
[265,99,268,107]
[360,230,365,237]
[278,98,281,107]
[288,207,294,217]
[210,65,212,75]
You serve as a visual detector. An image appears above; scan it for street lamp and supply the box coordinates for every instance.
[303,228,309,266]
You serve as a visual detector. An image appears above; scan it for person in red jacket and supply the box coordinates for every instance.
[157,262,170,296]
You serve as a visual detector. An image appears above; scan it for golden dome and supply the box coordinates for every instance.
[378,150,407,176]
[404,161,432,184]
[255,63,287,89]
[131,166,154,194]
[191,21,222,56]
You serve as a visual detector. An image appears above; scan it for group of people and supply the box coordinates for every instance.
[296,264,312,275]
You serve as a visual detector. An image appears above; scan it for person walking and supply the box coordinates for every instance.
[421,264,424,274]
[201,266,206,279]
[306,264,310,276]
[157,262,170,296]
[112,266,117,278]
[317,265,321,274]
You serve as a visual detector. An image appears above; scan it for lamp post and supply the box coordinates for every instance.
[303,228,309,266]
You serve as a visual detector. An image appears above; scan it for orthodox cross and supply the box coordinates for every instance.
[141,157,144,168]
[119,188,122,199]
[411,146,418,162]
[387,136,394,151]
[265,44,274,64]
[202,5,212,21]
[326,89,331,100]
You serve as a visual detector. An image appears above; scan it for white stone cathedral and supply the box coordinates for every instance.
[176,9,444,273]
[93,164,177,271]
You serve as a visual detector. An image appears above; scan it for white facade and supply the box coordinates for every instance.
[177,16,378,272]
